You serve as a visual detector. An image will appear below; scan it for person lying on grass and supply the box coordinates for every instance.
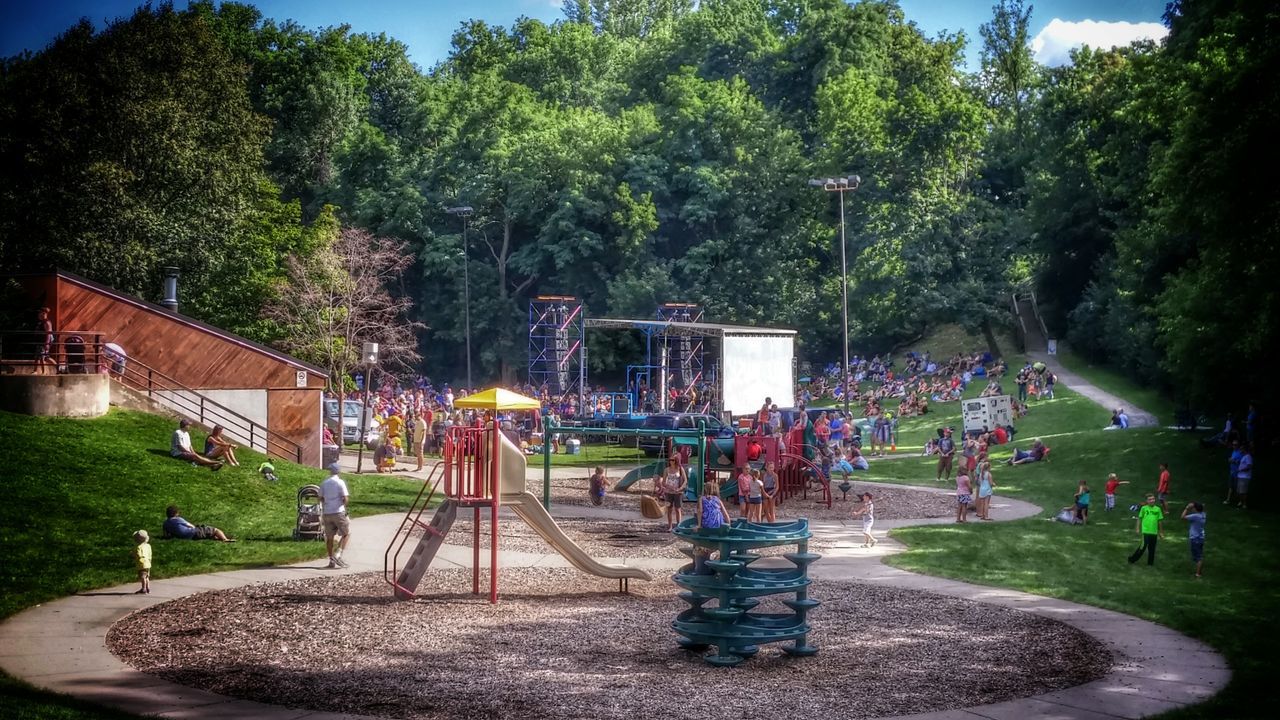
[162,505,235,542]
[1006,438,1047,465]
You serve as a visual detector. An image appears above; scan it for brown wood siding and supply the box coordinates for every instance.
[54,277,325,391]
[268,389,322,467]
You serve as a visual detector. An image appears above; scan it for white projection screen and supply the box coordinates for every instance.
[721,334,795,416]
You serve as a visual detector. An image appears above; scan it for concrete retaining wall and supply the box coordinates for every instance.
[0,373,109,417]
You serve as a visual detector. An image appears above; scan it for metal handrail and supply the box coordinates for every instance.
[1028,291,1050,342]
[1010,293,1029,351]
[0,331,105,373]
[117,356,303,463]
[383,462,445,598]
[1,328,304,464]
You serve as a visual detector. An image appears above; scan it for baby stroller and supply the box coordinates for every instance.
[294,485,324,540]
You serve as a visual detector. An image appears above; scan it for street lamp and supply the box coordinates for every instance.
[446,206,474,390]
[356,341,379,474]
[807,174,861,419]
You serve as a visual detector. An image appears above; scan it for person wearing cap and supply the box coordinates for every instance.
[936,427,956,482]
[133,529,151,594]
[321,462,351,568]
[169,419,222,470]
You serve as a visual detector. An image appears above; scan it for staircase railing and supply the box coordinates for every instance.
[1,329,305,464]
[1010,293,1029,352]
[115,355,304,463]
[383,462,445,596]
[1028,290,1050,344]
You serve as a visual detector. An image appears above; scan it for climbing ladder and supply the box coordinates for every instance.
[383,462,449,599]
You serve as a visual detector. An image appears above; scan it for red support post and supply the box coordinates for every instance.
[490,418,500,604]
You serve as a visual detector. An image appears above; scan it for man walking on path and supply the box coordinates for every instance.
[320,462,351,568]
[1129,494,1165,566]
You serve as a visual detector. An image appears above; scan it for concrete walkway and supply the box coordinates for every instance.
[0,483,1226,720]
[1029,351,1158,427]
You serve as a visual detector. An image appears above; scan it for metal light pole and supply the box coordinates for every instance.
[808,175,861,419]
[355,341,379,474]
[446,206,474,390]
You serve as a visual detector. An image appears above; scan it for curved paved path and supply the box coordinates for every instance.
[1028,351,1158,427]
[0,483,1226,720]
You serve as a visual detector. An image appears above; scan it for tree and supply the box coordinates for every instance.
[266,227,423,400]
[0,6,279,316]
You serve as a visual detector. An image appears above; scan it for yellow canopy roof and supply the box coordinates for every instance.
[452,387,542,410]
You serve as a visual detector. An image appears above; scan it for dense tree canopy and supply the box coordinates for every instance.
[0,0,1273,411]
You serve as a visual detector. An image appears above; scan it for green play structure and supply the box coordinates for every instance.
[540,415,713,506]
[671,518,821,666]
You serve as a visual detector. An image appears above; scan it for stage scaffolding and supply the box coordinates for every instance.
[527,296,584,408]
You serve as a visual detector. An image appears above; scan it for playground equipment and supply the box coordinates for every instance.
[672,518,821,666]
[385,390,651,603]
[293,485,323,540]
[611,434,833,509]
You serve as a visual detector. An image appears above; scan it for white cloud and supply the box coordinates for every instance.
[1030,18,1169,66]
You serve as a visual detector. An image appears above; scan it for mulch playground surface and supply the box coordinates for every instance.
[108,568,1110,720]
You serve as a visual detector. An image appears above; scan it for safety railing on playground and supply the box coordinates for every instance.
[777,444,833,509]
[442,425,500,502]
[383,461,445,597]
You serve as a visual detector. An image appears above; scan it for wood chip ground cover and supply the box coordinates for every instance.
[108,569,1110,720]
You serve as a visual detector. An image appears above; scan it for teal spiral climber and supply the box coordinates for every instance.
[671,518,821,667]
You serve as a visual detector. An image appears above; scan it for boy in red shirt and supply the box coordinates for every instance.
[1157,463,1171,513]
[1104,473,1129,511]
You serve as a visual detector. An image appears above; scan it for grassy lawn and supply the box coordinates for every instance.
[0,409,425,619]
[3,383,1272,717]
[850,392,1273,718]
[1053,348,1178,425]
[0,408,425,717]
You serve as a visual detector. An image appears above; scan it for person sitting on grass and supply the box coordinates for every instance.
[1007,438,1047,465]
[162,505,235,542]
[203,425,240,467]
[170,419,222,470]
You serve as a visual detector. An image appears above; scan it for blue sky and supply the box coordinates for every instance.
[1,1,1170,69]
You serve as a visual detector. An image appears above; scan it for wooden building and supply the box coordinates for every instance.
[8,271,328,467]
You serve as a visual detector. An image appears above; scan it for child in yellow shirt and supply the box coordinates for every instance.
[133,530,151,594]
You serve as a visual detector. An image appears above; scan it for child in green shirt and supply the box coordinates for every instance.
[1127,494,1164,566]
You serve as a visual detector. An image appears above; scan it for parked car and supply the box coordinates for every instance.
[638,412,734,457]
[324,398,373,445]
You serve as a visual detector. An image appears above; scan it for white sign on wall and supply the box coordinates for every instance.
[296,370,307,388]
